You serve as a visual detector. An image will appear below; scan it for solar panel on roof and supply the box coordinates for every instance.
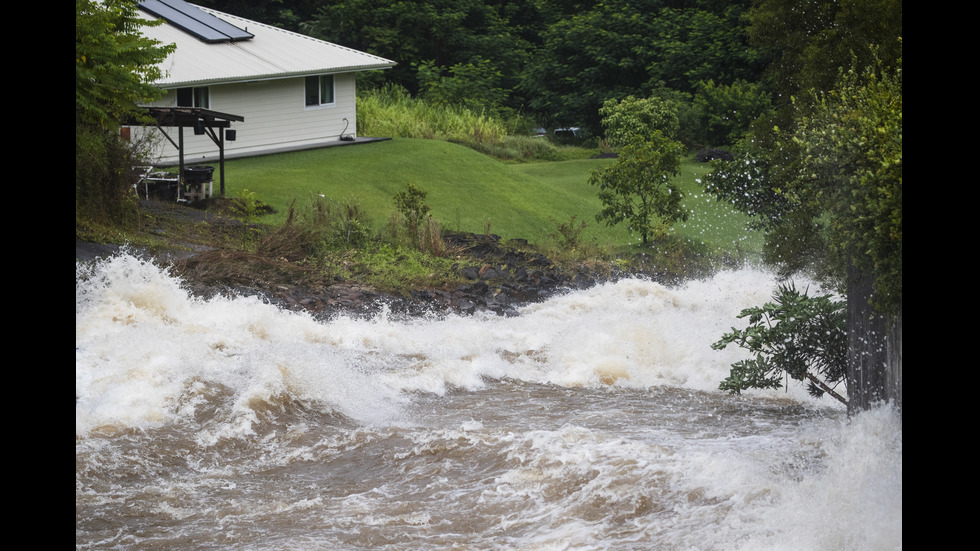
[139,0,253,43]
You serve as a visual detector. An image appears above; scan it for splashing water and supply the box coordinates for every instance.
[76,253,900,550]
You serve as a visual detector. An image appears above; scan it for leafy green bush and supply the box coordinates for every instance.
[391,183,446,256]
[549,214,588,250]
[690,79,774,147]
[75,127,142,230]
[712,283,847,404]
[599,95,680,147]
[393,183,431,230]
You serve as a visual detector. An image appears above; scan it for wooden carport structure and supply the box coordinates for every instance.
[127,106,244,196]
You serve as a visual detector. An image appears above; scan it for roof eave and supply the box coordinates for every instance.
[154,64,396,89]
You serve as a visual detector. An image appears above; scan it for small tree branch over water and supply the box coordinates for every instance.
[713,283,848,405]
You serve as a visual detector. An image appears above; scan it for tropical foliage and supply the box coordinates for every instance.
[281,0,768,141]
[76,0,175,227]
[76,0,174,129]
[599,95,680,148]
[792,51,903,312]
[589,133,688,245]
[701,0,902,409]
[713,284,847,404]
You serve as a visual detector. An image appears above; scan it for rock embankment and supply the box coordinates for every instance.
[79,200,677,320]
[179,232,613,320]
[410,232,604,317]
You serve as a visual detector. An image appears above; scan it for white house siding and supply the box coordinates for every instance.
[139,72,359,166]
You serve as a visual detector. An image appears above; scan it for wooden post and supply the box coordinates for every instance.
[219,127,226,196]
[178,126,185,202]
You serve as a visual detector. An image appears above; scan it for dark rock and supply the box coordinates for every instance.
[101,209,691,320]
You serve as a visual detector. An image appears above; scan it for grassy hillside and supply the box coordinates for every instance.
[216,138,763,258]
[511,157,765,258]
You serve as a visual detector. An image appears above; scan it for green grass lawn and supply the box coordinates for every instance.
[214,138,763,258]
[664,160,766,261]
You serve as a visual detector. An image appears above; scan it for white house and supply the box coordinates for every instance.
[131,0,396,166]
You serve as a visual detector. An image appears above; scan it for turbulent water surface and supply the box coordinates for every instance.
[76,253,902,550]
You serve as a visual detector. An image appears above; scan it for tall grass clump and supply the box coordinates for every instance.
[256,192,460,294]
[301,193,372,247]
[383,214,445,258]
[357,86,603,162]
[357,84,508,150]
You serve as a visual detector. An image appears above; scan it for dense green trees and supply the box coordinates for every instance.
[748,0,903,108]
[76,0,174,130]
[76,0,175,226]
[519,0,769,136]
[195,1,773,145]
[300,0,532,105]
[246,0,765,142]
[702,0,902,413]
[194,0,319,31]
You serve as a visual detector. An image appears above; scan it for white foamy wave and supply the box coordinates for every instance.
[76,254,410,436]
[361,269,840,405]
[76,254,842,437]
[474,404,900,551]
[733,404,903,551]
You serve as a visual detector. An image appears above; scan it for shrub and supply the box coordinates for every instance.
[76,127,142,230]
[549,214,588,249]
[392,183,446,256]
[691,79,774,146]
[393,184,431,231]
[712,283,848,404]
[599,95,680,147]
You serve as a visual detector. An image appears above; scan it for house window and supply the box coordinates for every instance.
[177,87,209,108]
[305,75,335,107]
